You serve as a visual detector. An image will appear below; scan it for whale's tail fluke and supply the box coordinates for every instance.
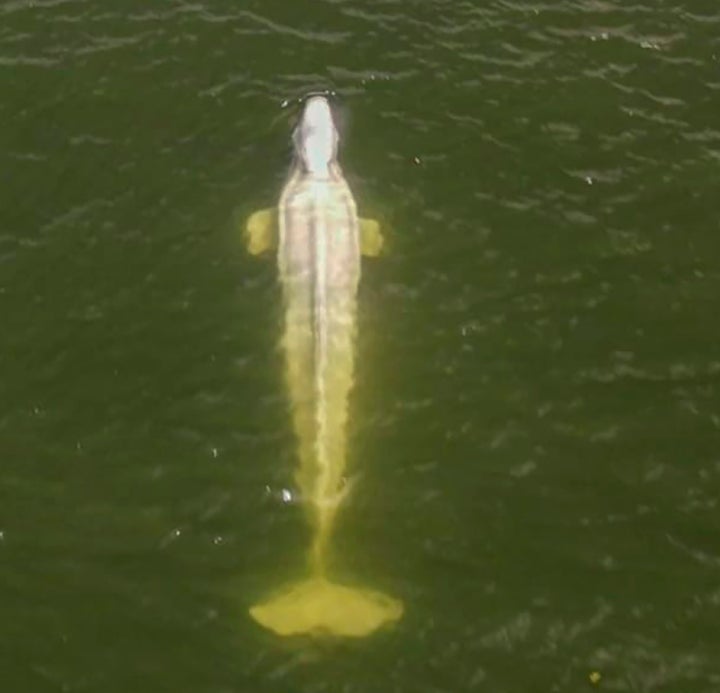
[250,577,402,637]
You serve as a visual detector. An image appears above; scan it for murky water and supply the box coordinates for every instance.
[1,1,719,691]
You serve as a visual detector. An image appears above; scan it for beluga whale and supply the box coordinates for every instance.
[244,94,402,637]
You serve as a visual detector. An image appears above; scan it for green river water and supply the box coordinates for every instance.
[1,1,719,691]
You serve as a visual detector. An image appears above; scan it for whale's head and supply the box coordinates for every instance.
[293,95,339,178]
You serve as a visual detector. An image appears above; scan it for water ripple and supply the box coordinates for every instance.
[2,0,719,690]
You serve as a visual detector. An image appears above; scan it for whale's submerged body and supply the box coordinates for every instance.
[245,96,401,637]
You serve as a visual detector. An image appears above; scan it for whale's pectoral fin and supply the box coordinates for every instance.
[359,218,384,257]
[245,208,277,255]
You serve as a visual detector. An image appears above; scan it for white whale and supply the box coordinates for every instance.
[245,95,401,637]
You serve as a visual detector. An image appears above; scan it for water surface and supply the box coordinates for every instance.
[1,1,719,691]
